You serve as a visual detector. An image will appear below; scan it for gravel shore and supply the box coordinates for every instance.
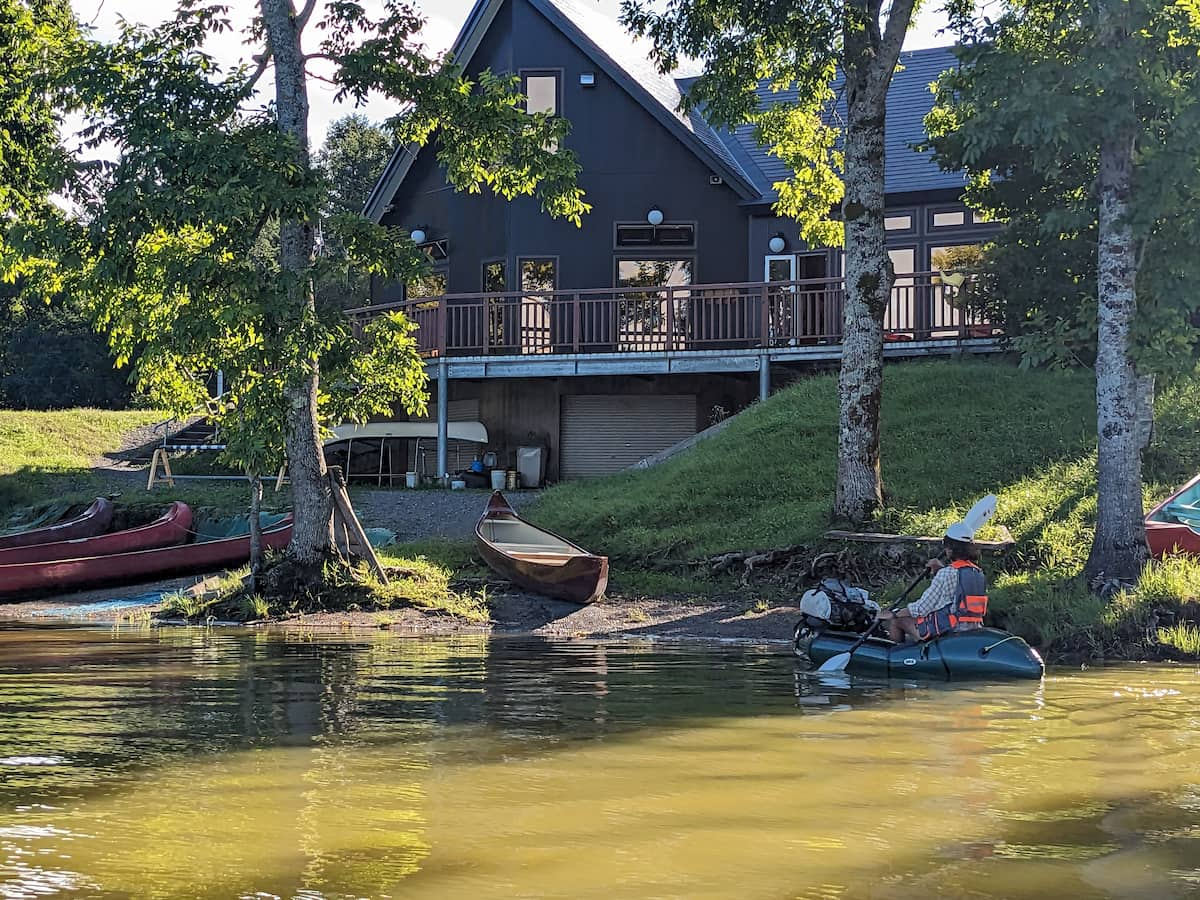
[349,487,540,542]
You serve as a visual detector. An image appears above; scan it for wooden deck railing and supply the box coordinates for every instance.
[345,274,999,358]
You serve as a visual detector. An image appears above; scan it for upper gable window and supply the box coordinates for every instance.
[521,71,561,116]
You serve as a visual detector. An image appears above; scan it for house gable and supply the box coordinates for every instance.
[363,0,758,224]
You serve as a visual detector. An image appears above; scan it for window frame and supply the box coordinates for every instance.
[613,221,698,250]
[884,209,917,235]
[614,257,697,290]
[481,257,508,293]
[517,255,559,294]
[518,68,564,117]
[928,205,969,230]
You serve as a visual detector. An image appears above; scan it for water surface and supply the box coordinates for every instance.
[0,625,1197,898]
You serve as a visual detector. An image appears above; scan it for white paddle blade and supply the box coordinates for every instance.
[816,652,852,673]
[962,494,998,535]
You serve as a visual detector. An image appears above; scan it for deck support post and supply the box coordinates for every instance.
[436,359,449,485]
[759,354,770,402]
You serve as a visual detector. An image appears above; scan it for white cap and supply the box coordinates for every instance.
[944,494,997,543]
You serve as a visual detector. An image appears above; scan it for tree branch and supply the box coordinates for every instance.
[303,51,337,63]
[877,0,917,88]
[242,50,274,97]
[297,0,318,29]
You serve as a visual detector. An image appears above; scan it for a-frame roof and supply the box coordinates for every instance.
[362,0,760,223]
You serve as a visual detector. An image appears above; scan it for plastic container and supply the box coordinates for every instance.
[450,479,466,491]
[490,469,506,490]
[516,446,545,488]
[505,469,518,491]
[405,472,419,489]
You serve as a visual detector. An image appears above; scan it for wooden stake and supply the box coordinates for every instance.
[328,467,389,584]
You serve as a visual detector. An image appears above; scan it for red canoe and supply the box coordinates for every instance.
[0,517,293,599]
[475,491,608,604]
[0,502,193,565]
[0,498,114,551]
[1146,473,1200,558]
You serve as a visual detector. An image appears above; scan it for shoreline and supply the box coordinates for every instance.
[0,583,804,644]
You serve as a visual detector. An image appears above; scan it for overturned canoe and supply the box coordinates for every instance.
[0,515,292,599]
[0,502,193,565]
[1145,473,1200,558]
[797,626,1044,680]
[0,498,114,551]
[475,491,608,604]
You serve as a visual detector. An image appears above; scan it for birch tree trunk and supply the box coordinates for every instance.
[833,0,913,523]
[260,0,335,568]
[1085,129,1152,583]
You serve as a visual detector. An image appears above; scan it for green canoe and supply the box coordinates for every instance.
[796,626,1044,681]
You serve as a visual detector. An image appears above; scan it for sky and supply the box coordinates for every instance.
[69,0,954,149]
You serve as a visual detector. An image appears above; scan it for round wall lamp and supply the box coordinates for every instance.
[768,233,787,254]
[646,207,665,227]
[410,227,427,244]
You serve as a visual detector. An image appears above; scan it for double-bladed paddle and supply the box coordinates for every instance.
[815,569,930,673]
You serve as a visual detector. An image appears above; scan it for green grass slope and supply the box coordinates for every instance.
[0,409,162,515]
[530,359,1200,652]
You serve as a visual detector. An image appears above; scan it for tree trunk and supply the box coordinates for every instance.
[260,0,334,567]
[833,4,903,524]
[247,472,263,594]
[1085,130,1152,583]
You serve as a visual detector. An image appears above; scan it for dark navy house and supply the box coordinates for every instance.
[355,0,1002,483]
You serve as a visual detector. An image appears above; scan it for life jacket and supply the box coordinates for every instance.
[917,561,988,639]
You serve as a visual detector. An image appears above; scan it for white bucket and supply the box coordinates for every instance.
[490,469,506,490]
[405,472,418,489]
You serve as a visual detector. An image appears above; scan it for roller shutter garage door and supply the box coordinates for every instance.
[560,395,697,478]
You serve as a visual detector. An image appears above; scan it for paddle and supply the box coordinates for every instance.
[816,569,930,673]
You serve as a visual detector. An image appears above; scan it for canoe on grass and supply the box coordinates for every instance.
[475,491,608,604]
[0,498,114,551]
[0,502,193,565]
[0,514,293,599]
[1145,473,1200,558]
[796,626,1044,680]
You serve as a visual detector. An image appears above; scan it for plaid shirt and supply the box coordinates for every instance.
[906,566,960,617]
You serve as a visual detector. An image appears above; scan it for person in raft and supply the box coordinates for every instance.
[878,494,997,644]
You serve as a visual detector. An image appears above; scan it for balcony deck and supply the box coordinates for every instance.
[347,274,1002,379]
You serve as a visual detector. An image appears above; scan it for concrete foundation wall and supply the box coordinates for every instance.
[439,373,757,482]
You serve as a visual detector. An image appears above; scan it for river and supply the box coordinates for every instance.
[0,624,1196,898]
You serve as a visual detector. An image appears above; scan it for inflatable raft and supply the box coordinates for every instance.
[797,626,1044,680]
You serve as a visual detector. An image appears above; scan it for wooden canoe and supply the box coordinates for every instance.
[1146,473,1200,558]
[0,498,114,551]
[475,491,608,604]
[0,502,193,565]
[0,516,293,599]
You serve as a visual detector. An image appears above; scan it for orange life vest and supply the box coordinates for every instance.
[916,560,988,639]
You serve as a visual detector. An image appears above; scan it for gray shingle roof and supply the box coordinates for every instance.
[721,46,968,201]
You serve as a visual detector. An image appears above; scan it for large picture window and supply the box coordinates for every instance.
[616,259,694,289]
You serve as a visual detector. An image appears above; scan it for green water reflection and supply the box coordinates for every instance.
[0,625,1197,898]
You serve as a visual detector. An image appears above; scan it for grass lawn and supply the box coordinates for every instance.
[528,358,1200,653]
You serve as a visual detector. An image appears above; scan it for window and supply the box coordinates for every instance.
[930,244,984,282]
[521,72,560,116]
[972,210,993,225]
[885,214,913,232]
[764,256,795,283]
[888,247,916,281]
[617,259,694,289]
[483,260,507,293]
[520,257,557,293]
[406,270,446,299]
[932,210,966,228]
[615,223,696,248]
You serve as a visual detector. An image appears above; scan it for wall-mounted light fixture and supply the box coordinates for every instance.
[580,72,596,87]
[410,227,427,244]
[646,207,664,227]
[768,233,787,254]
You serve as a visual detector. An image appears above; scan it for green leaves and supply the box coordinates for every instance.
[928,0,1200,376]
